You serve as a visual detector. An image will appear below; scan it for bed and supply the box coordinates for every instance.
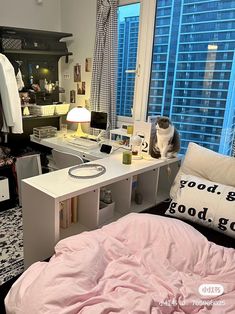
[5,143,235,313]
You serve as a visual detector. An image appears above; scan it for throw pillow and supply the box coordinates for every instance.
[170,142,235,199]
[166,174,235,239]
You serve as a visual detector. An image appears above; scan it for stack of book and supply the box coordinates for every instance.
[60,197,78,228]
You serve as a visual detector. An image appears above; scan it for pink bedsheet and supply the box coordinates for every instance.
[5,213,235,313]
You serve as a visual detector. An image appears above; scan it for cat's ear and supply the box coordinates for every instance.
[156,116,161,124]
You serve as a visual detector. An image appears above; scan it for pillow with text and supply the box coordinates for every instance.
[166,174,235,238]
[170,142,235,199]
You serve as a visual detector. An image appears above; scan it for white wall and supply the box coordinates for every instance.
[0,0,61,31]
[59,0,96,107]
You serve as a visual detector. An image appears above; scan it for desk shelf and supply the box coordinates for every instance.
[75,163,179,230]
[22,114,66,120]
[110,128,131,148]
[22,155,180,268]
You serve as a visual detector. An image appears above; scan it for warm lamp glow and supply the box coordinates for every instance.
[66,106,91,137]
[66,106,91,122]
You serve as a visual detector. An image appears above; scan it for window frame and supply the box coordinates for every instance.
[117,0,156,127]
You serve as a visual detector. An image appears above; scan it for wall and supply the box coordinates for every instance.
[0,0,97,131]
[0,0,61,31]
[59,0,96,109]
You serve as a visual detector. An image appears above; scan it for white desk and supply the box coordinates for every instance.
[22,154,180,268]
[30,133,122,161]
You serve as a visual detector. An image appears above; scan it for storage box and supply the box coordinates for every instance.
[2,38,22,50]
[54,103,70,115]
[0,176,10,202]
[33,126,57,139]
[99,201,115,225]
[29,104,55,116]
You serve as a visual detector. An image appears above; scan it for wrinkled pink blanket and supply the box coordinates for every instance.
[5,213,235,313]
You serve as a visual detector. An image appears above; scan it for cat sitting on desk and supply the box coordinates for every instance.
[150,116,180,159]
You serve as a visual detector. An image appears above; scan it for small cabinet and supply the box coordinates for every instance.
[67,160,179,232]
[22,156,180,268]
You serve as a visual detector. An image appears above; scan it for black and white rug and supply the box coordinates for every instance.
[0,207,24,285]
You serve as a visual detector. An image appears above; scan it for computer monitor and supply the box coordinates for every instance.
[90,111,108,130]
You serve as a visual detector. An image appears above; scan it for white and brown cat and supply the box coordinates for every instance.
[150,116,180,159]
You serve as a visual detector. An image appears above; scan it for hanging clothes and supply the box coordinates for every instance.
[0,53,23,134]
[10,59,25,91]
[16,69,24,91]
[90,0,118,132]
[0,95,4,131]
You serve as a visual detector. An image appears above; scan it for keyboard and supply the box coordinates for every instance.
[66,138,99,149]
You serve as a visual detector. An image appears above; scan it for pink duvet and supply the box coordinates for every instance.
[5,213,235,313]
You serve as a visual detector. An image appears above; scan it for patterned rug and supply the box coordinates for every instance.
[0,207,24,285]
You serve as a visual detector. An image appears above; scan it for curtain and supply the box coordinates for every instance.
[90,0,118,132]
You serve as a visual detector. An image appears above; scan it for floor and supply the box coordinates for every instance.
[0,207,24,285]
[0,207,24,313]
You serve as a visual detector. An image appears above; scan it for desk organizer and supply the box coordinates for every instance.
[54,103,70,115]
[33,126,57,139]
[99,201,115,225]
[29,104,55,116]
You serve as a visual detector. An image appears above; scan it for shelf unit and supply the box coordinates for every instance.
[0,26,73,60]
[1,26,73,151]
[22,114,66,120]
[22,155,180,268]
[76,164,179,230]
[110,128,132,148]
[3,49,72,57]
[59,165,173,239]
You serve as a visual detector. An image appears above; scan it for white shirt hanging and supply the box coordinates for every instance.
[16,68,25,91]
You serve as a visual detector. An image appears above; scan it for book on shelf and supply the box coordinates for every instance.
[60,199,72,229]
[71,196,78,223]
[60,197,79,228]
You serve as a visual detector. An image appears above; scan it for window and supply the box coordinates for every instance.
[116,3,140,118]
[116,0,156,124]
[146,0,235,156]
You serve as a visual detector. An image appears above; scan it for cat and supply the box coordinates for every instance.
[150,116,180,159]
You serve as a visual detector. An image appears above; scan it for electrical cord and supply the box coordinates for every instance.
[68,164,106,179]
[112,144,132,153]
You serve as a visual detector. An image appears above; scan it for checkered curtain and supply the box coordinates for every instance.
[90,0,118,131]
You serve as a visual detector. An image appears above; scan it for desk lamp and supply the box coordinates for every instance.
[66,106,91,137]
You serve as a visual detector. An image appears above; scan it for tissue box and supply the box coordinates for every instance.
[99,201,115,225]
[0,176,10,202]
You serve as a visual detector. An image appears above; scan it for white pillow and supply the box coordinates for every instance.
[166,174,235,238]
[170,142,235,199]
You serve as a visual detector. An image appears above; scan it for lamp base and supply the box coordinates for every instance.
[75,122,88,138]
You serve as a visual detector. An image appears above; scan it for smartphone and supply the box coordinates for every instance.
[100,144,113,154]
